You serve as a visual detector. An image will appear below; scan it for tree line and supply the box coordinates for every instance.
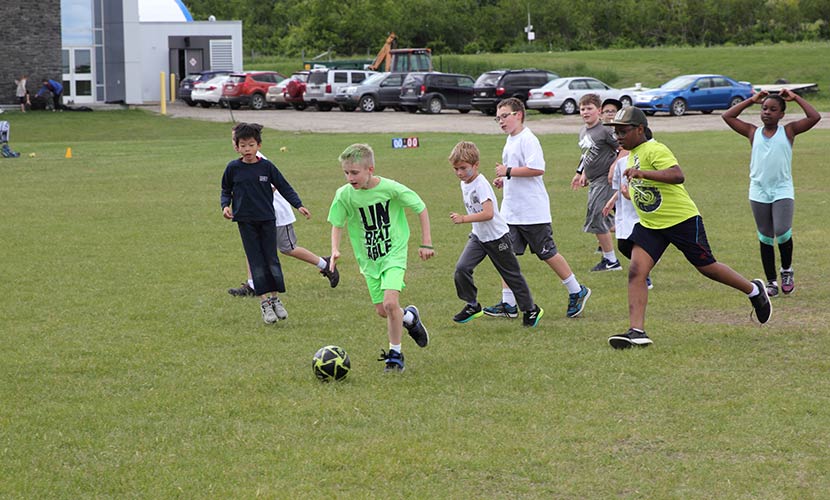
[186,0,830,57]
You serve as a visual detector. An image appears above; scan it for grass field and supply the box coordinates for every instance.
[2,110,829,498]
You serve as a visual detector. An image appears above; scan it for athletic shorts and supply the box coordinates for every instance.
[630,215,716,267]
[584,179,615,234]
[508,223,558,260]
[365,266,406,304]
[275,223,298,254]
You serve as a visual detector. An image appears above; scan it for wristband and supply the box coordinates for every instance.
[506,167,512,179]
[419,245,434,249]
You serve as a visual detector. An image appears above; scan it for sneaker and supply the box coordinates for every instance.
[591,258,622,272]
[261,299,278,324]
[766,279,779,298]
[453,303,483,323]
[522,305,544,327]
[749,278,772,324]
[482,302,519,318]
[404,305,429,347]
[608,328,653,349]
[271,296,288,320]
[646,276,654,290]
[228,282,255,297]
[566,285,591,318]
[780,269,795,295]
[320,256,340,288]
[378,349,405,373]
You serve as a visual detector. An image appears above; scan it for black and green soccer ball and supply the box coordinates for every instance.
[312,345,351,382]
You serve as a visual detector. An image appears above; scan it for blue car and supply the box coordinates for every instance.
[633,74,753,116]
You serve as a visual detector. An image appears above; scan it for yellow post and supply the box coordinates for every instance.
[160,71,167,115]
[170,73,177,103]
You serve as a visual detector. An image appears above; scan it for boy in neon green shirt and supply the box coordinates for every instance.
[328,144,434,372]
[603,107,772,349]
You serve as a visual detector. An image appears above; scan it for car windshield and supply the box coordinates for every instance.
[541,78,568,90]
[660,75,698,90]
[474,72,502,87]
[361,73,387,86]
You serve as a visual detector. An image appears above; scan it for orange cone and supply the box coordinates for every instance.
[65,147,72,158]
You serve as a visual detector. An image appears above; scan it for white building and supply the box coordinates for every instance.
[62,0,242,105]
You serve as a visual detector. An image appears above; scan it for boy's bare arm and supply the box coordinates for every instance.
[495,163,543,178]
[781,89,821,138]
[450,199,494,224]
[417,208,434,261]
[330,226,343,271]
[722,91,764,139]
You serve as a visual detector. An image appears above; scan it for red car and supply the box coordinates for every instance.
[222,71,285,110]
[282,71,310,111]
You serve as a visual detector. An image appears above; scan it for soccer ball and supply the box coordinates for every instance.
[312,345,350,382]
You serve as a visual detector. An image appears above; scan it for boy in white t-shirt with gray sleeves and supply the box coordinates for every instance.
[488,97,591,319]
[448,141,543,328]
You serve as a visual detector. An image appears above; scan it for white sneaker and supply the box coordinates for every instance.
[271,296,288,320]
[261,299,278,324]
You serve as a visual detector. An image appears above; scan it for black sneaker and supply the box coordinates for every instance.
[320,256,340,288]
[482,302,519,318]
[608,328,653,349]
[780,269,795,295]
[522,305,544,327]
[453,303,483,323]
[766,279,779,298]
[228,282,255,297]
[404,305,429,347]
[591,257,622,272]
[749,278,772,324]
[379,349,405,373]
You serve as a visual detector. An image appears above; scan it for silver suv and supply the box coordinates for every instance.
[304,69,376,111]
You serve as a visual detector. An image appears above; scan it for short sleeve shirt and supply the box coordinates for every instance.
[461,174,508,243]
[501,127,551,224]
[578,122,619,182]
[328,177,425,279]
[627,140,699,229]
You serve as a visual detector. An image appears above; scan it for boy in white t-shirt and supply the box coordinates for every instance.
[227,124,339,308]
[448,141,543,327]
[487,97,591,319]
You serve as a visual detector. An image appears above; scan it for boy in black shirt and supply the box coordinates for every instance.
[220,123,302,324]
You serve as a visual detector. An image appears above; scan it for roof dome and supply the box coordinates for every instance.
[139,0,193,22]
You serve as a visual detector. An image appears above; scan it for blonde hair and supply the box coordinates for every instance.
[339,143,375,168]
[448,141,480,166]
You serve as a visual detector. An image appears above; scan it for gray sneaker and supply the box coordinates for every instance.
[780,269,795,295]
[271,296,288,320]
[261,299,278,324]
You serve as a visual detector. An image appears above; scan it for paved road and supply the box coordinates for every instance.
[160,102,829,135]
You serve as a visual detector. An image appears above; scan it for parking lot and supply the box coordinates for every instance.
[161,101,829,135]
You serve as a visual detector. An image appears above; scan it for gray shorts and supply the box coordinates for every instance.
[583,179,615,234]
[276,224,298,254]
[508,223,558,260]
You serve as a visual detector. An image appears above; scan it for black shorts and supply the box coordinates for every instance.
[630,215,717,267]
[508,223,558,260]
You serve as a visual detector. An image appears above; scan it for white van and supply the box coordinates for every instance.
[304,69,376,111]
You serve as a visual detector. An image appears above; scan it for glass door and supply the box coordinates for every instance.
[62,48,94,104]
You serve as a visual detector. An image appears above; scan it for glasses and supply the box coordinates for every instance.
[494,111,519,122]
[602,108,618,115]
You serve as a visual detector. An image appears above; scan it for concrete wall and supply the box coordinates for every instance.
[0,0,62,105]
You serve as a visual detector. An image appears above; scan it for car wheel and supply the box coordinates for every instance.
[291,103,307,111]
[359,95,377,112]
[427,97,443,114]
[701,110,713,115]
[250,93,266,110]
[338,105,356,112]
[729,96,744,108]
[285,80,303,99]
[184,99,196,107]
[561,99,577,115]
[199,101,211,108]
[620,95,632,107]
[317,103,333,112]
[669,98,686,116]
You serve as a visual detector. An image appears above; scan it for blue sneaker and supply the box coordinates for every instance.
[404,305,429,347]
[379,349,405,373]
[646,276,654,290]
[566,285,591,318]
[482,302,519,318]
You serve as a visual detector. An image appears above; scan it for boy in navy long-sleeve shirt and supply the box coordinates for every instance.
[221,123,302,324]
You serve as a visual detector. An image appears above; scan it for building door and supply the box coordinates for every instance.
[62,48,94,104]
[185,50,204,76]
